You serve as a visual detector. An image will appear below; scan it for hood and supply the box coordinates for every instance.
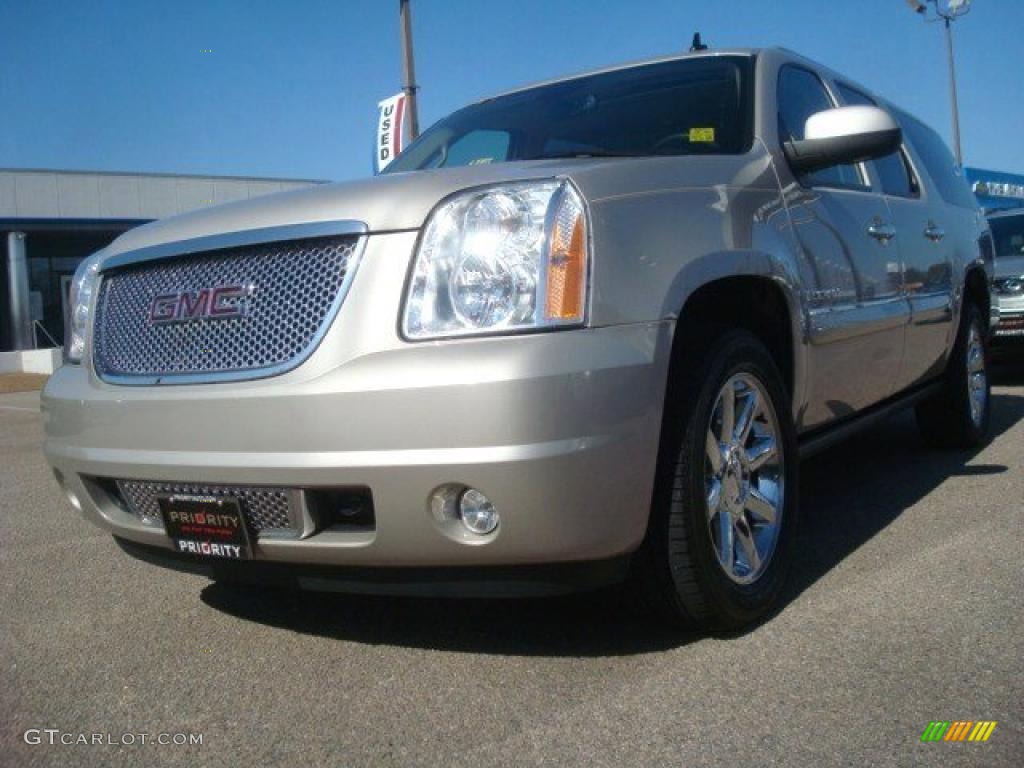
[101,159,615,259]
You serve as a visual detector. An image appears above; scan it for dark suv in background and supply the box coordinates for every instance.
[988,208,1024,340]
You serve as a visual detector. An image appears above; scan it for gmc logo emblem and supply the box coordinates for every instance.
[148,285,250,325]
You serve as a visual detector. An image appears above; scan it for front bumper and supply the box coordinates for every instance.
[43,310,673,574]
[993,293,1024,337]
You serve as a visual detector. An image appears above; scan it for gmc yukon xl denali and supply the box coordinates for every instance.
[43,48,994,629]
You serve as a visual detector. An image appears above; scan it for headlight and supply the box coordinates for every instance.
[64,253,102,363]
[402,180,589,339]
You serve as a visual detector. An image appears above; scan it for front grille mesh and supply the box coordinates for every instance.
[116,480,295,533]
[93,235,359,381]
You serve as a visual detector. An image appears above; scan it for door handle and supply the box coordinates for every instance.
[924,224,946,242]
[867,221,897,244]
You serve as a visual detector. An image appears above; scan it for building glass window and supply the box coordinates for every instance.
[26,233,115,348]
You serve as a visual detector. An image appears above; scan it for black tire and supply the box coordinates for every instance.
[629,330,798,631]
[915,302,991,449]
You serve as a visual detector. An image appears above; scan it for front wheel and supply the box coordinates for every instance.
[915,302,991,449]
[629,330,798,630]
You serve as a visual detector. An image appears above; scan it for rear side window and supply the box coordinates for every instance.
[835,83,918,198]
[897,111,977,209]
[777,66,866,190]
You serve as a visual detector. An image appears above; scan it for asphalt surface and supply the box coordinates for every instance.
[2,362,1023,768]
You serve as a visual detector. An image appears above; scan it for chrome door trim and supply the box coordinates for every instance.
[808,296,909,344]
[907,292,953,327]
[100,219,369,272]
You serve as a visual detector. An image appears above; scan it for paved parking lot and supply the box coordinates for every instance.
[2,363,1022,767]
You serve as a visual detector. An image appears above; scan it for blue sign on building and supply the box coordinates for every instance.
[964,167,1024,213]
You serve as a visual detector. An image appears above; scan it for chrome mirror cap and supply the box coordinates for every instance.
[786,105,902,174]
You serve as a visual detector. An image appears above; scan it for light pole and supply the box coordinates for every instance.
[907,0,972,166]
[399,0,420,139]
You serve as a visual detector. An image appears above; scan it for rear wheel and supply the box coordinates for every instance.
[630,330,798,630]
[915,302,991,449]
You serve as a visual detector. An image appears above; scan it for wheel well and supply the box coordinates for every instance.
[674,277,794,395]
[964,268,990,332]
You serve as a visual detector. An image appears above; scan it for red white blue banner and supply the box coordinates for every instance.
[375,92,409,172]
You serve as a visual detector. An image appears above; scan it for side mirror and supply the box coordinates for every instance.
[784,106,902,174]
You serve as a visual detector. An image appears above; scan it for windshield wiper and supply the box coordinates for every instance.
[533,149,646,160]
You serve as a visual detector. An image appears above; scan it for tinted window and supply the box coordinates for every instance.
[989,214,1024,258]
[897,111,977,208]
[386,56,753,173]
[777,67,865,189]
[833,83,873,108]
[835,83,917,198]
[874,152,917,198]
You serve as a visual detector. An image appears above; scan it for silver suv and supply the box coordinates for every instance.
[43,48,993,629]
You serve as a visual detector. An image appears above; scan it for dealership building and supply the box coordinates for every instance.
[1,168,323,372]
[964,167,1024,214]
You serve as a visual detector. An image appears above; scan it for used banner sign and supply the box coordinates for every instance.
[376,91,409,173]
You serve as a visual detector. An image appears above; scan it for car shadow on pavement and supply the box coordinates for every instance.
[990,350,1024,386]
[778,388,1018,621]
[201,376,1023,656]
[201,581,689,656]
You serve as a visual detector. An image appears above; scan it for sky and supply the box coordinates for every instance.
[2,0,1022,182]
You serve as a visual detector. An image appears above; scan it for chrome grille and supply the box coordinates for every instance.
[93,235,360,383]
[116,480,297,534]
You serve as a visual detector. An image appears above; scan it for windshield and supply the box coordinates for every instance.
[990,214,1024,258]
[385,55,753,173]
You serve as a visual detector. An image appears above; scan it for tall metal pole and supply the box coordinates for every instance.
[399,0,420,139]
[943,17,963,166]
[908,1,970,165]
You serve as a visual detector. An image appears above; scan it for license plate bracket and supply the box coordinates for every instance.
[158,494,252,560]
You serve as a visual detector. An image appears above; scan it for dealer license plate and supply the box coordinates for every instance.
[158,495,252,560]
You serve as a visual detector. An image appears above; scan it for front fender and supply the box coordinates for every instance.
[583,178,807,421]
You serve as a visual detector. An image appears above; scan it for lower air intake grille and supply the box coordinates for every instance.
[116,480,297,534]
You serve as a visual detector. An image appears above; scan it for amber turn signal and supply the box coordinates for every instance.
[544,190,587,322]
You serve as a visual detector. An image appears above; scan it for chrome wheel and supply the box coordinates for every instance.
[705,373,784,585]
[966,322,987,428]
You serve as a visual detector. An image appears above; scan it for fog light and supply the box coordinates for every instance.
[458,488,499,535]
